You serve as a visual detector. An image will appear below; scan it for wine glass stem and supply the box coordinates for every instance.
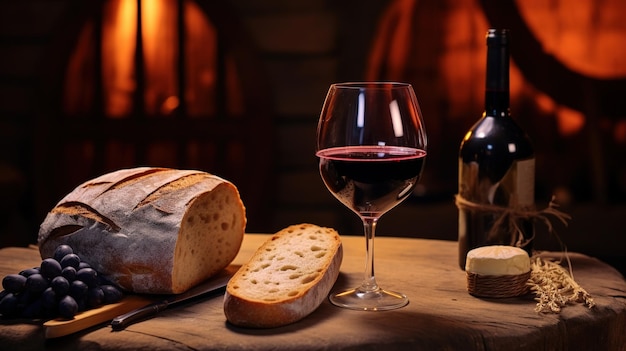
[361,217,380,292]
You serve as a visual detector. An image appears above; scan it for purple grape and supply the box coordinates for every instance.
[78,262,91,270]
[60,254,80,269]
[101,285,123,304]
[53,245,73,262]
[58,295,78,319]
[51,276,70,296]
[22,298,43,318]
[76,268,98,287]
[76,297,87,312]
[41,287,58,310]
[40,258,62,279]
[61,266,76,282]
[87,287,104,308]
[0,293,19,317]
[97,274,114,286]
[19,267,40,277]
[2,274,27,293]
[17,290,37,306]
[69,280,88,299]
[25,274,48,294]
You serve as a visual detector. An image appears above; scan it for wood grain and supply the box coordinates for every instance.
[43,295,153,339]
[1,235,625,350]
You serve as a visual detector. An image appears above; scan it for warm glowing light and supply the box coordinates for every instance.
[614,121,626,144]
[518,0,626,78]
[60,0,251,180]
[102,0,137,118]
[94,0,225,118]
[534,92,556,114]
[184,1,219,117]
[161,96,180,115]
[142,0,177,116]
[365,0,418,80]
[533,92,585,136]
[556,107,585,136]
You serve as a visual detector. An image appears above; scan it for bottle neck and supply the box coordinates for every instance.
[484,90,509,118]
[484,29,510,118]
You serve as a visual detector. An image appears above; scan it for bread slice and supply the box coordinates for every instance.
[223,224,342,328]
[38,167,246,294]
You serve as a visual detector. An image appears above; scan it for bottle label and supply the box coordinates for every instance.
[514,158,535,207]
[458,157,535,207]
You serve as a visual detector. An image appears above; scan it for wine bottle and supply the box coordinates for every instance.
[457,29,535,270]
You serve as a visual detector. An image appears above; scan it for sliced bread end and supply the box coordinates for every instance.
[223,223,342,328]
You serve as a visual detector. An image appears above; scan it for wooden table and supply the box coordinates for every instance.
[1,234,626,350]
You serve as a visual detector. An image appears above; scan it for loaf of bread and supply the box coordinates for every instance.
[223,224,342,328]
[38,167,246,294]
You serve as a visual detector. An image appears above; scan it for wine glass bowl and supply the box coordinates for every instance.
[316,82,427,311]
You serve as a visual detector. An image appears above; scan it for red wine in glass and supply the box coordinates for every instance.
[318,146,426,218]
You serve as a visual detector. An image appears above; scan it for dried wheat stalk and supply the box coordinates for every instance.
[527,256,595,313]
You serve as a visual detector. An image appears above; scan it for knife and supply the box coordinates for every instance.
[110,269,234,331]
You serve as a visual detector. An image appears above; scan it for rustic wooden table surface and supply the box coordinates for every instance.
[1,233,625,351]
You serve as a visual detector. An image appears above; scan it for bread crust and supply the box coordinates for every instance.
[37,167,246,294]
[223,224,342,328]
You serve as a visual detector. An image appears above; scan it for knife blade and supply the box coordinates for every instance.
[110,269,234,331]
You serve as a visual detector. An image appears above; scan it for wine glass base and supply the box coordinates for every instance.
[329,287,408,311]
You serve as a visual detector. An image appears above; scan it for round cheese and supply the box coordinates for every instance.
[465,245,530,276]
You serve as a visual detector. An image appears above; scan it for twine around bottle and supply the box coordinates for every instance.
[454,195,571,249]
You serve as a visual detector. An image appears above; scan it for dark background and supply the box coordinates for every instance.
[1,0,624,275]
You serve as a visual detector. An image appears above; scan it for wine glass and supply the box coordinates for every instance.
[316,82,427,311]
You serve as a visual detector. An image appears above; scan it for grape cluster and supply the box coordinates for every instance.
[0,245,124,319]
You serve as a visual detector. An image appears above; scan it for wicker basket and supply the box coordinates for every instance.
[466,270,531,298]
